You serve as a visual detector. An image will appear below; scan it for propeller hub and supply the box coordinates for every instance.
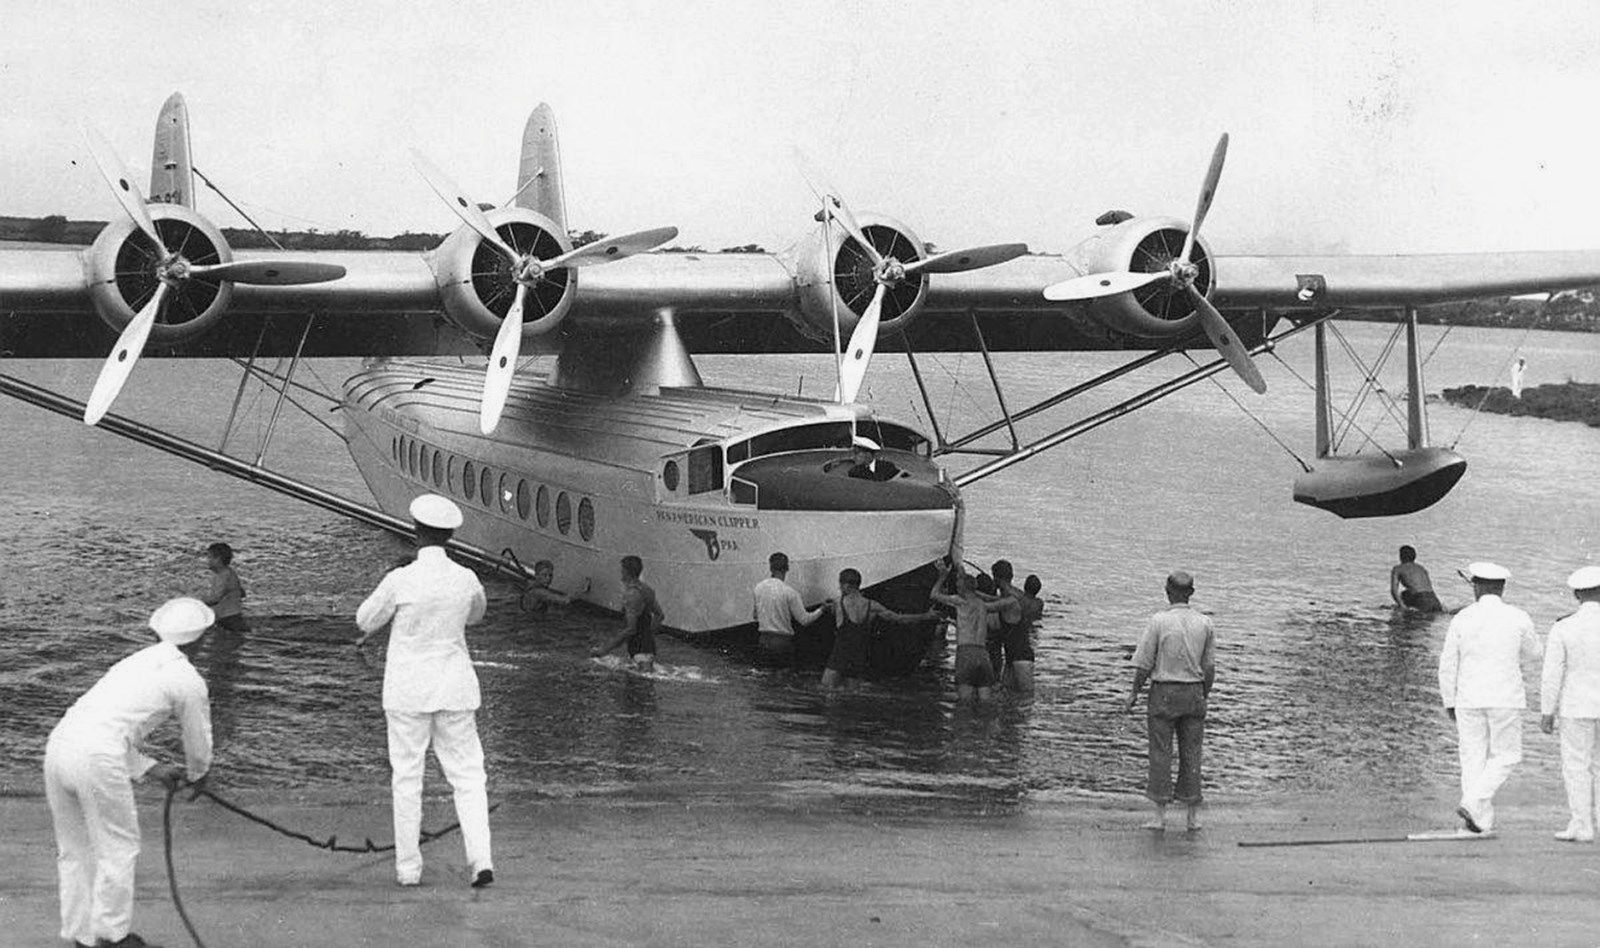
[877,257,907,286]
[514,256,545,284]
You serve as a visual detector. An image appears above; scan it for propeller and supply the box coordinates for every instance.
[1041,133,1264,393]
[794,149,1028,403]
[79,126,348,426]
[412,150,678,433]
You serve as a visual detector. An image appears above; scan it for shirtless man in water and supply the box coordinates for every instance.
[1391,545,1444,612]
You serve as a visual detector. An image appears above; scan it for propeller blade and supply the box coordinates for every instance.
[545,226,679,269]
[84,282,169,425]
[1186,282,1265,394]
[186,260,347,285]
[479,284,527,435]
[84,125,169,257]
[838,283,887,404]
[1042,269,1168,302]
[792,148,885,269]
[1181,133,1229,266]
[905,242,1029,276]
[410,149,519,263]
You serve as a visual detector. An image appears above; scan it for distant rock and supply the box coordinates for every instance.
[1440,382,1600,427]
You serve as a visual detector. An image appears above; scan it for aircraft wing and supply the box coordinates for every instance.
[8,240,1600,358]
[1210,251,1600,309]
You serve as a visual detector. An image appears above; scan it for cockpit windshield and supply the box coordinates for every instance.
[858,422,931,458]
[726,422,852,463]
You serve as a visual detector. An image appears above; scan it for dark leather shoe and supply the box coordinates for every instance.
[471,868,495,888]
[1455,805,1483,834]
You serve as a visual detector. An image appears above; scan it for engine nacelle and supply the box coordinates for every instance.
[789,213,928,345]
[429,207,576,342]
[86,204,233,345]
[1065,216,1215,338]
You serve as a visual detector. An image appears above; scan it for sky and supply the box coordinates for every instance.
[5,0,1600,255]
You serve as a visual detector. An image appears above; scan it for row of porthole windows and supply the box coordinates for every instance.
[390,434,596,541]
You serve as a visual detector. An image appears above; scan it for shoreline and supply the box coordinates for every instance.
[6,783,1600,946]
[1441,381,1600,427]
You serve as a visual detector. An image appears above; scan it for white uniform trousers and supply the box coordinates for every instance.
[1559,717,1600,835]
[1456,707,1523,831]
[44,734,141,945]
[385,709,493,882]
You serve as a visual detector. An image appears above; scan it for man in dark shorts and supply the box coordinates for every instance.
[821,568,930,691]
[1391,545,1444,612]
[593,555,664,671]
[931,560,1012,702]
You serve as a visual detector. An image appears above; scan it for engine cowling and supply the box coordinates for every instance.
[789,213,928,345]
[1065,215,1215,338]
[86,204,233,345]
[429,207,576,342]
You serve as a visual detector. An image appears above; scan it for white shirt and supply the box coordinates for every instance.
[357,546,487,712]
[53,642,212,781]
[1438,594,1542,709]
[1541,601,1600,717]
[752,577,814,636]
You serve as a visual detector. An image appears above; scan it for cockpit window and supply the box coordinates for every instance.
[726,422,853,464]
[862,423,931,458]
[688,443,724,494]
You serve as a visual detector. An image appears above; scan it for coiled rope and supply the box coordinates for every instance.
[162,782,502,947]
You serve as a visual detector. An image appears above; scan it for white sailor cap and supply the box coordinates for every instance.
[1466,561,1511,582]
[852,435,881,452]
[409,493,463,530]
[1568,566,1600,591]
[149,597,215,645]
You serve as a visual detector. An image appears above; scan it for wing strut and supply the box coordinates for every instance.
[950,318,1323,489]
[968,309,1021,452]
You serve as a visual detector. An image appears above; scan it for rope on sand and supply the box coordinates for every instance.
[162,782,504,947]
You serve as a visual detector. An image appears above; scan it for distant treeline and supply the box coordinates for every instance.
[1441,382,1600,427]
[1343,295,1600,334]
[0,215,767,255]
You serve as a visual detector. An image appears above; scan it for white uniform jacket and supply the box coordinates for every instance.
[1541,602,1600,717]
[52,642,211,781]
[357,546,487,712]
[1438,594,1541,710]
[752,577,813,636]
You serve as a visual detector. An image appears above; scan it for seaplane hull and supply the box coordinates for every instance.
[341,359,956,638]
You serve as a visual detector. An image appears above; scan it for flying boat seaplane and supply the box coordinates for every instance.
[5,94,1600,671]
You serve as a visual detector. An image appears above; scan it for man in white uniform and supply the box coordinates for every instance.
[356,494,494,888]
[1438,561,1541,834]
[1540,565,1600,842]
[45,596,214,948]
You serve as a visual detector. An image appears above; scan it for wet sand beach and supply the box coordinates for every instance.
[5,783,1598,947]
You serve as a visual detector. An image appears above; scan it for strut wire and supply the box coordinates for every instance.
[1446,294,1549,450]
[1181,352,1311,471]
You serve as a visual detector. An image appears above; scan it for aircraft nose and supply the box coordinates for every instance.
[730,453,956,512]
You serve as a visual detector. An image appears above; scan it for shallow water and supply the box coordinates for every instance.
[1,323,1596,809]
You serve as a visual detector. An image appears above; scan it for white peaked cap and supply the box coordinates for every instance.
[1466,561,1511,582]
[149,597,215,645]
[852,435,881,451]
[409,493,463,529]
[1568,566,1600,591]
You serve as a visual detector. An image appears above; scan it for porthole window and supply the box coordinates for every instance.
[479,466,494,508]
[516,479,531,519]
[536,485,550,527]
[577,497,594,540]
[408,440,419,478]
[498,473,514,513]
[555,491,572,534]
[463,461,477,501]
[447,456,458,492]
[662,460,679,491]
[432,451,444,487]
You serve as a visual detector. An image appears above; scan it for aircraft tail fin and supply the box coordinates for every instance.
[149,92,194,208]
[514,103,568,233]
